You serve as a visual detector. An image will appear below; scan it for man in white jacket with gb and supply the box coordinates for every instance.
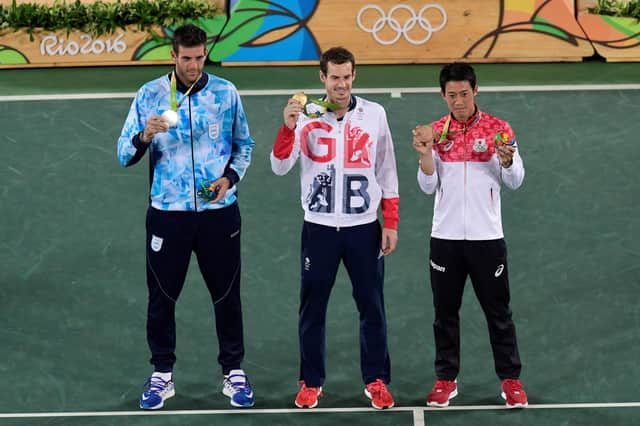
[271,47,399,411]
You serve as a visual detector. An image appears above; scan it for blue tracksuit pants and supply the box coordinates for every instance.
[145,203,244,375]
[298,220,391,387]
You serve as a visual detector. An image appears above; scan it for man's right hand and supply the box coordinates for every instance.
[284,97,304,130]
[413,124,436,176]
[141,114,169,144]
[412,124,434,155]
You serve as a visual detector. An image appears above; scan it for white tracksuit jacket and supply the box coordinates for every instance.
[271,96,399,229]
[418,110,525,240]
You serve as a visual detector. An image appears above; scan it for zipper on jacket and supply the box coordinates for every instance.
[462,124,467,239]
[335,117,344,231]
[188,97,198,211]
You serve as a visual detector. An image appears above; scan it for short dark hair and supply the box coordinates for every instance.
[320,47,355,75]
[439,62,477,93]
[172,24,207,53]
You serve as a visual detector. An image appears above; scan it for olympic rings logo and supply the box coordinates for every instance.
[356,4,448,46]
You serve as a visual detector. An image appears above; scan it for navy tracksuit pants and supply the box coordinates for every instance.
[298,220,391,387]
[429,237,522,381]
[145,204,244,375]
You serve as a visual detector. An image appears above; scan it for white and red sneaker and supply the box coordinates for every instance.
[364,379,395,409]
[426,379,458,407]
[294,381,323,408]
[501,378,528,408]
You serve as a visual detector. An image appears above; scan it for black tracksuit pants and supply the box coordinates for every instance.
[145,203,244,375]
[429,237,522,381]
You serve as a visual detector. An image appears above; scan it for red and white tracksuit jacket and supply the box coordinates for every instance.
[418,109,525,240]
[271,96,399,229]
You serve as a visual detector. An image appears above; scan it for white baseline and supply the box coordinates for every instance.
[1,402,640,418]
[1,84,639,102]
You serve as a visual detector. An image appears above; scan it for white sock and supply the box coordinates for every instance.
[152,371,172,382]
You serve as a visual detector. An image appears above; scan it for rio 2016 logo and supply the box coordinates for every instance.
[40,33,127,56]
[356,4,447,46]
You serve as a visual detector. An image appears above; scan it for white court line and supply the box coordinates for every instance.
[413,407,425,426]
[0,83,639,102]
[1,402,640,419]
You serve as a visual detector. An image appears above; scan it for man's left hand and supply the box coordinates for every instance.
[208,177,231,203]
[381,228,398,256]
[497,145,515,168]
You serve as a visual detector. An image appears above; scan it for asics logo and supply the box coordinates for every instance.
[356,4,448,46]
[495,264,504,277]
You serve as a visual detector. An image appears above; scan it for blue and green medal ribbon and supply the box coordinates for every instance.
[170,71,177,111]
[435,115,451,144]
[169,70,201,112]
[422,115,451,145]
[293,92,341,118]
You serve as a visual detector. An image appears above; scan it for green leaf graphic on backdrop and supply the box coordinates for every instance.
[208,0,266,62]
[133,16,227,61]
[0,45,28,64]
[134,37,171,60]
[533,17,571,41]
[195,15,227,39]
[602,16,640,38]
[137,43,173,60]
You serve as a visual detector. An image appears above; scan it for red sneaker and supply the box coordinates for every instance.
[501,379,528,408]
[294,381,322,408]
[426,379,458,407]
[364,379,395,409]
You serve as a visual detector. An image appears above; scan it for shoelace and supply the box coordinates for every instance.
[367,379,387,396]
[145,376,170,394]
[433,380,454,392]
[226,374,250,392]
[299,384,320,400]
[504,379,522,391]
[503,379,523,393]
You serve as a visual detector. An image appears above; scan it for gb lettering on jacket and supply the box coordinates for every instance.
[301,120,375,215]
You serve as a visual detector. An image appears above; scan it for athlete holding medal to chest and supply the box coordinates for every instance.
[412,62,528,409]
[117,24,256,410]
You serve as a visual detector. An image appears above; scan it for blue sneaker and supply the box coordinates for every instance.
[139,376,175,410]
[222,369,255,407]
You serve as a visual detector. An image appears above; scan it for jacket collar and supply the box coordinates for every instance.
[451,105,481,128]
[167,71,209,96]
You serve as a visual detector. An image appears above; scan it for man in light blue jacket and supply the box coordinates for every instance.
[117,24,255,410]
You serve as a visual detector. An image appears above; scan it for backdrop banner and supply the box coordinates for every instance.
[3,0,639,67]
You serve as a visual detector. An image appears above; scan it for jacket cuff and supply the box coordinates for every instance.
[381,197,399,230]
[132,131,149,151]
[223,168,240,188]
[273,124,295,159]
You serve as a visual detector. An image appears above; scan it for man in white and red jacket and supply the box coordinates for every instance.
[413,62,528,409]
[271,47,399,410]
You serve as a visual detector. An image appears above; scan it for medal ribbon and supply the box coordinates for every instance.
[170,70,202,111]
[435,115,451,144]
